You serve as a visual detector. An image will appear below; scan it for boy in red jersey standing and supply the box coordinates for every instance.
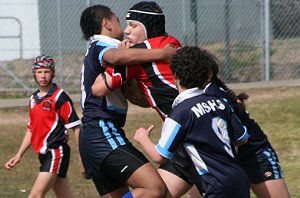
[5,55,81,198]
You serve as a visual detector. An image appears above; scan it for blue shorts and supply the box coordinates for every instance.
[239,147,284,184]
[39,143,70,178]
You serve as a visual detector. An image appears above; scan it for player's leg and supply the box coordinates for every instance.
[158,145,204,198]
[241,147,290,198]
[126,162,167,198]
[186,185,203,198]
[30,144,72,198]
[101,144,167,198]
[51,143,72,197]
[91,170,130,198]
[250,179,290,198]
[157,168,192,198]
[52,177,72,198]
[28,172,57,198]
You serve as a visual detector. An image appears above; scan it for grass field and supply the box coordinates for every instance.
[0,86,300,198]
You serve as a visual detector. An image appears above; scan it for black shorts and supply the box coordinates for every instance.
[159,145,204,193]
[92,144,149,196]
[79,119,131,180]
[38,143,70,178]
[239,147,284,184]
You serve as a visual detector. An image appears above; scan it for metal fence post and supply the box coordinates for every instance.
[264,0,270,81]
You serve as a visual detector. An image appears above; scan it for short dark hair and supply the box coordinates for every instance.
[80,5,115,40]
[170,46,219,89]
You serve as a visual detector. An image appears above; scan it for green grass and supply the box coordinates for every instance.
[0,87,300,197]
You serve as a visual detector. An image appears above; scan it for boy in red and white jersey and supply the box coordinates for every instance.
[5,55,81,198]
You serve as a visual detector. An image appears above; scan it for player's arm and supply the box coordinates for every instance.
[233,134,248,147]
[103,44,177,65]
[230,112,249,147]
[73,126,85,177]
[92,71,113,97]
[134,125,167,164]
[5,130,32,171]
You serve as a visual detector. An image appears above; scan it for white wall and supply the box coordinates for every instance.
[0,0,40,61]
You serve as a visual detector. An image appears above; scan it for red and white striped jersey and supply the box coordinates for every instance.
[27,85,81,154]
[108,35,181,119]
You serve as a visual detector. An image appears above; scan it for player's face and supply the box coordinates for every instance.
[34,68,54,87]
[124,20,147,46]
[109,15,124,41]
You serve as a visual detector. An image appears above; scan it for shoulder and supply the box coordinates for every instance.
[54,89,74,107]
[168,100,192,122]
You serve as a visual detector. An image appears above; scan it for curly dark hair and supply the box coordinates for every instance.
[80,5,115,41]
[170,46,219,89]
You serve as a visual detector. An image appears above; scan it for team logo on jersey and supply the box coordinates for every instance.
[265,171,272,178]
[43,99,52,111]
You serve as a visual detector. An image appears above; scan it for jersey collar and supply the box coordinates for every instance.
[90,34,121,46]
[33,84,58,104]
[172,87,204,109]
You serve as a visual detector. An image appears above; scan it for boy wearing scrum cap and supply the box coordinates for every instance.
[91,2,205,197]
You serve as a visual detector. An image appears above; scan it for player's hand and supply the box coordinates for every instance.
[5,155,21,171]
[162,44,178,63]
[134,125,154,144]
[119,39,132,49]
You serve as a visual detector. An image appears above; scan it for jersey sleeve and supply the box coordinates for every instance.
[155,112,186,159]
[97,43,118,67]
[229,109,249,143]
[55,91,81,129]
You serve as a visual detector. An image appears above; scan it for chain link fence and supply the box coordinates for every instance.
[0,0,299,96]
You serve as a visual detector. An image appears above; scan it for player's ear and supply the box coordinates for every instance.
[52,70,55,78]
[207,70,214,82]
[102,18,112,31]
[174,75,180,89]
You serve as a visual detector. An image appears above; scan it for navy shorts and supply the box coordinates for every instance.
[239,147,284,184]
[38,143,70,178]
[92,144,149,196]
[201,171,250,198]
[79,119,131,180]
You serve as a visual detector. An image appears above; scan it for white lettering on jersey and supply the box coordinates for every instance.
[191,99,226,118]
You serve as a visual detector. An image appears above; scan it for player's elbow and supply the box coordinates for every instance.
[92,83,110,96]
[234,136,248,147]
[151,154,167,165]
[103,49,129,65]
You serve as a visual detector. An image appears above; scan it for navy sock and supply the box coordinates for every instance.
[122,192,133,198]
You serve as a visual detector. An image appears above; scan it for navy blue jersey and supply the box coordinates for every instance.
[204,83,271,159]
[156,88,248,183]
[80,35,128,127]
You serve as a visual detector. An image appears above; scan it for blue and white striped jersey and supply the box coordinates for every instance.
[156,87,248,180]
[80,35,128,127]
